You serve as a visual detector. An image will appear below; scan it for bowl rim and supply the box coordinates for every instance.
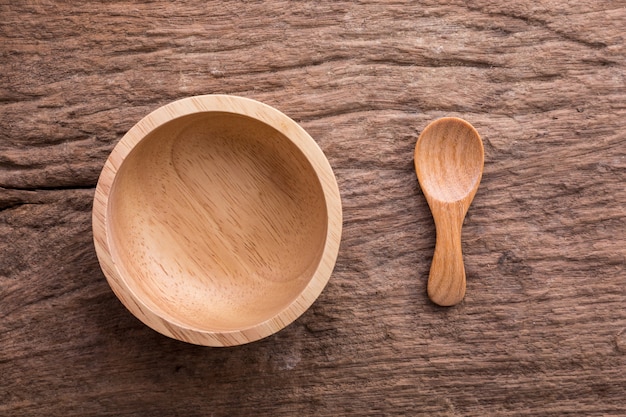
[92,94,342,347]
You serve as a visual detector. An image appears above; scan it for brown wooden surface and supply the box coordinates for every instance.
[1,1,625,416]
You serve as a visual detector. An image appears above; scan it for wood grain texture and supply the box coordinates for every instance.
[1,0,625,415]
[415,117,484,306]
[93,95,342,346]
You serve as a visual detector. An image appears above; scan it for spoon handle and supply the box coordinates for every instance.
[428,203,466,306]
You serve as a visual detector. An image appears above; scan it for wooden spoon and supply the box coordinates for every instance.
[414,117,484,306]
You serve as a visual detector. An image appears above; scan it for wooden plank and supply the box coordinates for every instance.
[1,1,625,415]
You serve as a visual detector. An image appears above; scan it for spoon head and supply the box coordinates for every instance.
[414,117,484,204]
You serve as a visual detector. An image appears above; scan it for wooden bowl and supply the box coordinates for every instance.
[93,95,342,346]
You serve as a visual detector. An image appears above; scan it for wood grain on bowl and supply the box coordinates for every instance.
[93,95,342,346]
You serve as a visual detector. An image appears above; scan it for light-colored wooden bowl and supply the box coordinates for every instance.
[93,95,342,347]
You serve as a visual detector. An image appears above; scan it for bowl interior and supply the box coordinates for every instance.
[107,112,328,332]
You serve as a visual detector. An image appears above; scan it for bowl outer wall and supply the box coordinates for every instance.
[92,95,342,347]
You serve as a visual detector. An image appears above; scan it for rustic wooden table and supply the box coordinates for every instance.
[2,1,625,416]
